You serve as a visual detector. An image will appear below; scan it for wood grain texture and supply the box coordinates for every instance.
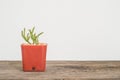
[0,61,120,80]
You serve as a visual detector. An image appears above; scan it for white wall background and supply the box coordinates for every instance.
[0,0,120,60]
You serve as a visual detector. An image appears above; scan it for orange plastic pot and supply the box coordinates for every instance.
[21,43,47,72]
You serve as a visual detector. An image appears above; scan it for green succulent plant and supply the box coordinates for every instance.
[21,27,44,44]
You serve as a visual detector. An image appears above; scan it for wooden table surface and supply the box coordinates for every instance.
[0,61,120,80]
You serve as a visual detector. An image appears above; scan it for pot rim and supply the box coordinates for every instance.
[21,43,47,46]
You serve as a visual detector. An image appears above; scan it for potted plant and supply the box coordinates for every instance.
[21,27,47,72]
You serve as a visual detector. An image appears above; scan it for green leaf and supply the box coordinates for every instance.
[31,27,35,33]
[23,28,26,35]
[37,32,44,38]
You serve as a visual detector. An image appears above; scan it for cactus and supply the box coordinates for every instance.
[21,27,44,44]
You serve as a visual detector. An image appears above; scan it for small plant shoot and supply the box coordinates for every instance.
[21,27,44,44]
